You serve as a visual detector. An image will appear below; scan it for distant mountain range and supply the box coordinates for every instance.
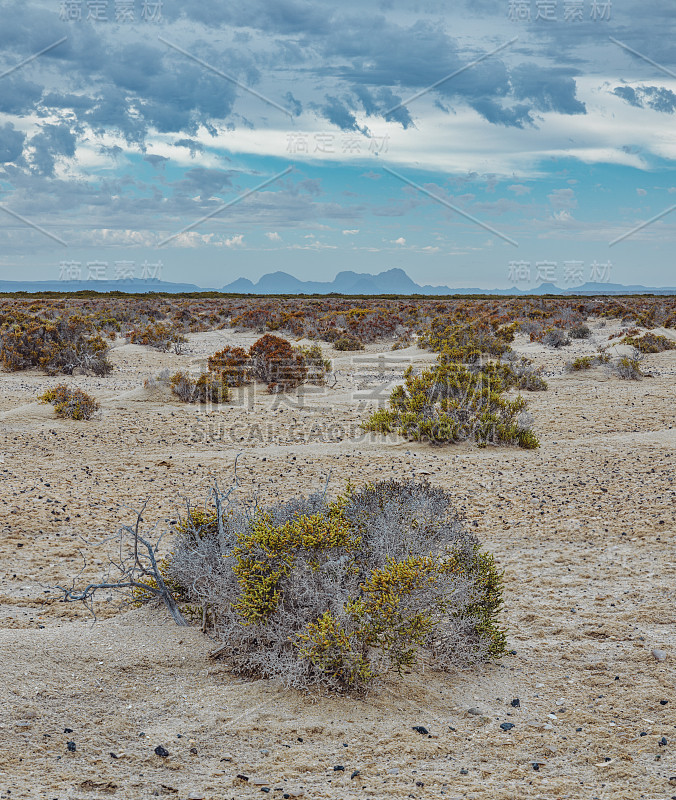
[1,269,674,295]
[221,268,676,296]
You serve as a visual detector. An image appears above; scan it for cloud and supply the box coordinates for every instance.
[548,188,577,211]
[342,229,359,235]
[613,85,676,113]
[508,184,531,196]
[225,234,244,247]
[265,231,281,241]
[394,237,406,245]
[636,188,647,196]
[0,123,25,164]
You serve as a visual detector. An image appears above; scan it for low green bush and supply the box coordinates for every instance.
[362,362,539,448]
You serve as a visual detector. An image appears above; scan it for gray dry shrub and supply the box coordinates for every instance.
[165,480,504,692]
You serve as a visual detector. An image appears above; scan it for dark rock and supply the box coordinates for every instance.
[261,789,270,794]
[154,746,170,758]
[659,737,668,746]
[110,752,118,759]
[413,726,428,735]
[350,770,360,779]
[510,699,520,708]
[460,768,468,775]
[236,775,249,782]
[660,700,668,705]
[500,723,515,731]
[189,747,198,755]
[66,741,76,752]
[415,781,424,787]
[333,766,345,771]
[64,728,73,733]
[640,732,648,737]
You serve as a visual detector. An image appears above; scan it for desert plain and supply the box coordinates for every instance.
[0,319,674,800]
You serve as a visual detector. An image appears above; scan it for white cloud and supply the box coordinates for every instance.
[225,234,244,248]
[394,237,406,245]
[265,232,281,241]
[636,188,647,196]
[342,229,359,235]
[508,184,531,196]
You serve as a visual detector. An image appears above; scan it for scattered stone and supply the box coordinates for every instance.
[510,699,520,708]
[64,728,73,734]
[467,708,481,716]
[350,770,360,780]
[660,700,668,705]
[500,723,515,731]
[640,732,648,737]
[220,754,233,762]
[415,781,424,787]
[333,765,345,771]
[412,726,428,735]
[659,737,668,746]
[236,775,249,782]
[460,768,468,775]
[154,746,170,758]
[652,649,667,662]
[110,752,118,759]
[261,790,270,794]
[189,747,198,755]
[66,741,76,752]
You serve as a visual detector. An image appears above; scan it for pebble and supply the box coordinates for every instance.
[350,770,360,779]
[154,746,170,758]
[660,700,668,705]
[66,741,76,752]
[412,726,428,735]
[460,768,468,775]
[333,765,345,771]
[467,708,481,716]
[659,737,668,746]
[652,649,667,662]
[510,698,520,708]
[500,723,515,731]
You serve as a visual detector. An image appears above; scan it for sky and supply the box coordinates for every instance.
[0,0,675,290]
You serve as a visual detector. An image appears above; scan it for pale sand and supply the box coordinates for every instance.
[0,321,674,799]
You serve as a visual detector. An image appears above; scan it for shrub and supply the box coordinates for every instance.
[162,480,506,693]
[542,328,570,348]
[569,323,591,339]
[622,332,676,353]
[362,363,539,448]
[129,323,187,353]
[39,384,100,420]
[295,343,331,385]
[170,371,230,404]
[143,368,172,390]
[565,353,609,372]
[333,334,365,351]
[248,333,307,392]
[481,356,548,392]
[0,316,111,375]
[612,355,645,380]
[207,346,251,386]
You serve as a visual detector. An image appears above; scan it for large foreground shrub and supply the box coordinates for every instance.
[161,480,506,693]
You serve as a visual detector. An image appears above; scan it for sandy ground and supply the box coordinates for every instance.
[0,321,674,800]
